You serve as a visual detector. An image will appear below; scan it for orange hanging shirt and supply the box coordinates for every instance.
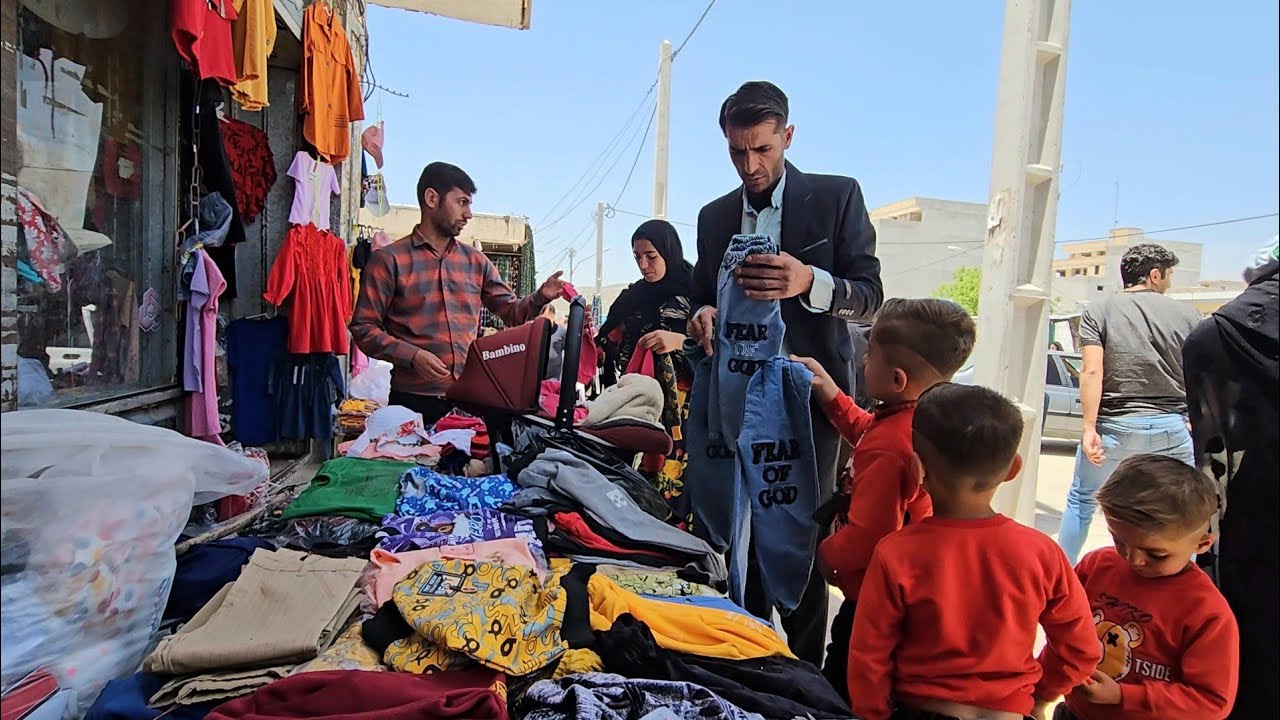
[301,3,365,163]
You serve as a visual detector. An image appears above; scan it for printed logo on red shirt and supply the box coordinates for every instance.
[1094,607,1175,683]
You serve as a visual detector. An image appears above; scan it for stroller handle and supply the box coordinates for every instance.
[555,295,588,431]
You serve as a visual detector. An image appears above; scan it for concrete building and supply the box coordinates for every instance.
[1051,227,1204,309]
[870,197,988,301]
[360,203,537,302]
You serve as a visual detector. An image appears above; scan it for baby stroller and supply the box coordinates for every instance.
[446,297,674,518]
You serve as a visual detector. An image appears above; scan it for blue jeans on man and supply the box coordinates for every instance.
[1058,413,1195,563]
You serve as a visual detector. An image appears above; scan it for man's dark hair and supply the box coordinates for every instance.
[718,81,789,133]
[1119,243,1179,287]
[871,298,977,380]
[913,383,1025,489]
[417,162,476,208]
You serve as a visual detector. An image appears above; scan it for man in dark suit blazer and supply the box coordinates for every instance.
[689,81,883,666]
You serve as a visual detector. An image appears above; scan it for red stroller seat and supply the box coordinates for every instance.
[446,297,673,467]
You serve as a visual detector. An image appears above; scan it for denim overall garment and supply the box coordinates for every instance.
[709,234,785,442]
[732,356,819,612]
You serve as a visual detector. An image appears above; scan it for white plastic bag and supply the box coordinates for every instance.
[0,409,269,716]
[348,359,391,406]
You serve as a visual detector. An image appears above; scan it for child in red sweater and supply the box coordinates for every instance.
[849,383,1100,720]
[794,298,976,699]
[1039,455,1239,720]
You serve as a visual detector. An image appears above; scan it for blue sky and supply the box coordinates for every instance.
[365,1,1279,286]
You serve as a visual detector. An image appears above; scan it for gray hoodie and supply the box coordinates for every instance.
[511,449,727,584]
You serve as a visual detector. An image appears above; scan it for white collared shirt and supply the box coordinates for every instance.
[740,171,835,314]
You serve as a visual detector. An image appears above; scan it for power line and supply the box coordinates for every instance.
[670,0,717,61]
[608,105,658,208]
[536,96,658,235]
[885,246,984,278]
[531,1,717,235]
[1058,212,1279,244]
[541,213,596,255]
[533,93,658,230]
[606,204,696,226]
[884,212,1279,278]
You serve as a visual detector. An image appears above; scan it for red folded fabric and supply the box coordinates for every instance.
[539,380,590,423]
[625,346,656,377]
[206,670,508,720]
[434,412,490,459]
[552,511,676,560]
[0,668,58,720]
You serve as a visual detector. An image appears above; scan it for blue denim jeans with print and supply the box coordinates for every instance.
[732,357,818,614]
[683,343,742,554]
[710,234,784,442]
[1058,412,1195,563]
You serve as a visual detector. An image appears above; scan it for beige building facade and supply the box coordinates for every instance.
[870,197,988,301]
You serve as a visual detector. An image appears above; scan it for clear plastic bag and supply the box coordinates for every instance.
[0,409,270,717]
[347,359,391,406]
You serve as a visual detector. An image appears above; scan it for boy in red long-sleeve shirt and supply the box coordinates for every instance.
[794,298,976,699]
[850,383,1100,720]
[1040,455,1239,720]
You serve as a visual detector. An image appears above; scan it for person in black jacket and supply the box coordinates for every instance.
[687,80,883,665]
[1183,248,1278,719]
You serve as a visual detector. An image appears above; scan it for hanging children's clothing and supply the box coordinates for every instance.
[264,224,351,354]
[220,118,277,223]
[287,151,339,230]
[229,0,277,111]
[272,353,345,442]
[227,315,289,445]
[300,2,365,163]
[187,249,228,446]
[171,0,239,85]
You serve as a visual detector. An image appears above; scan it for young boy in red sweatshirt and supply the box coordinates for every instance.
[849,383,1100,720]
[1039,455,1239,720]
[794,298,977,698]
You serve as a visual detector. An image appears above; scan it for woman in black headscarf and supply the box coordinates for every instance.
[597,219,695,524]
[597,219,694,382]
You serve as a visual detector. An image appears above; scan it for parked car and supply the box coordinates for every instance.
[952,351,1083,442]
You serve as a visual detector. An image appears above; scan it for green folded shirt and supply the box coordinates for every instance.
[281,458,416,522]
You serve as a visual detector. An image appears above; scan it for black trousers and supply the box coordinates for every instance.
[822,599,856,702]
[388,391,453,426]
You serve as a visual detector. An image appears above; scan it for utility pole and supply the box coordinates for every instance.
[651,40,673,220]
[567,246,577,285]
[594,202,606,311]
[972,0,1072,526]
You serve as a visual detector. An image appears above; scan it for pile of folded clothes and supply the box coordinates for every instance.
[76,422,853,720]
[141,548,364,707]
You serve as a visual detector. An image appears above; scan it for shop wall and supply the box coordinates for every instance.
[2,0,20,409]
[0,0,369,421]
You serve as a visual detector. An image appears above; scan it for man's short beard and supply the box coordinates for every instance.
[430,212,457,238]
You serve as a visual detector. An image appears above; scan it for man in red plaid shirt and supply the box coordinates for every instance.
[351,162,567,423]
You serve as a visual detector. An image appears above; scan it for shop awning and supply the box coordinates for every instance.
[367,0,532,30]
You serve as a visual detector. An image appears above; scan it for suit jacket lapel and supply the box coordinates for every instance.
[781,162,810,254]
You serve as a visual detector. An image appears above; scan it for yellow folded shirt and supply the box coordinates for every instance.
[586,573,793,661]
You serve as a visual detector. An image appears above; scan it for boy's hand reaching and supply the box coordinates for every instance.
[791,355,840,405]
[1073,671,1122,706]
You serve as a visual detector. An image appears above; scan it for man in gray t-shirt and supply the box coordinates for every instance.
[1058,243,1202,562]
